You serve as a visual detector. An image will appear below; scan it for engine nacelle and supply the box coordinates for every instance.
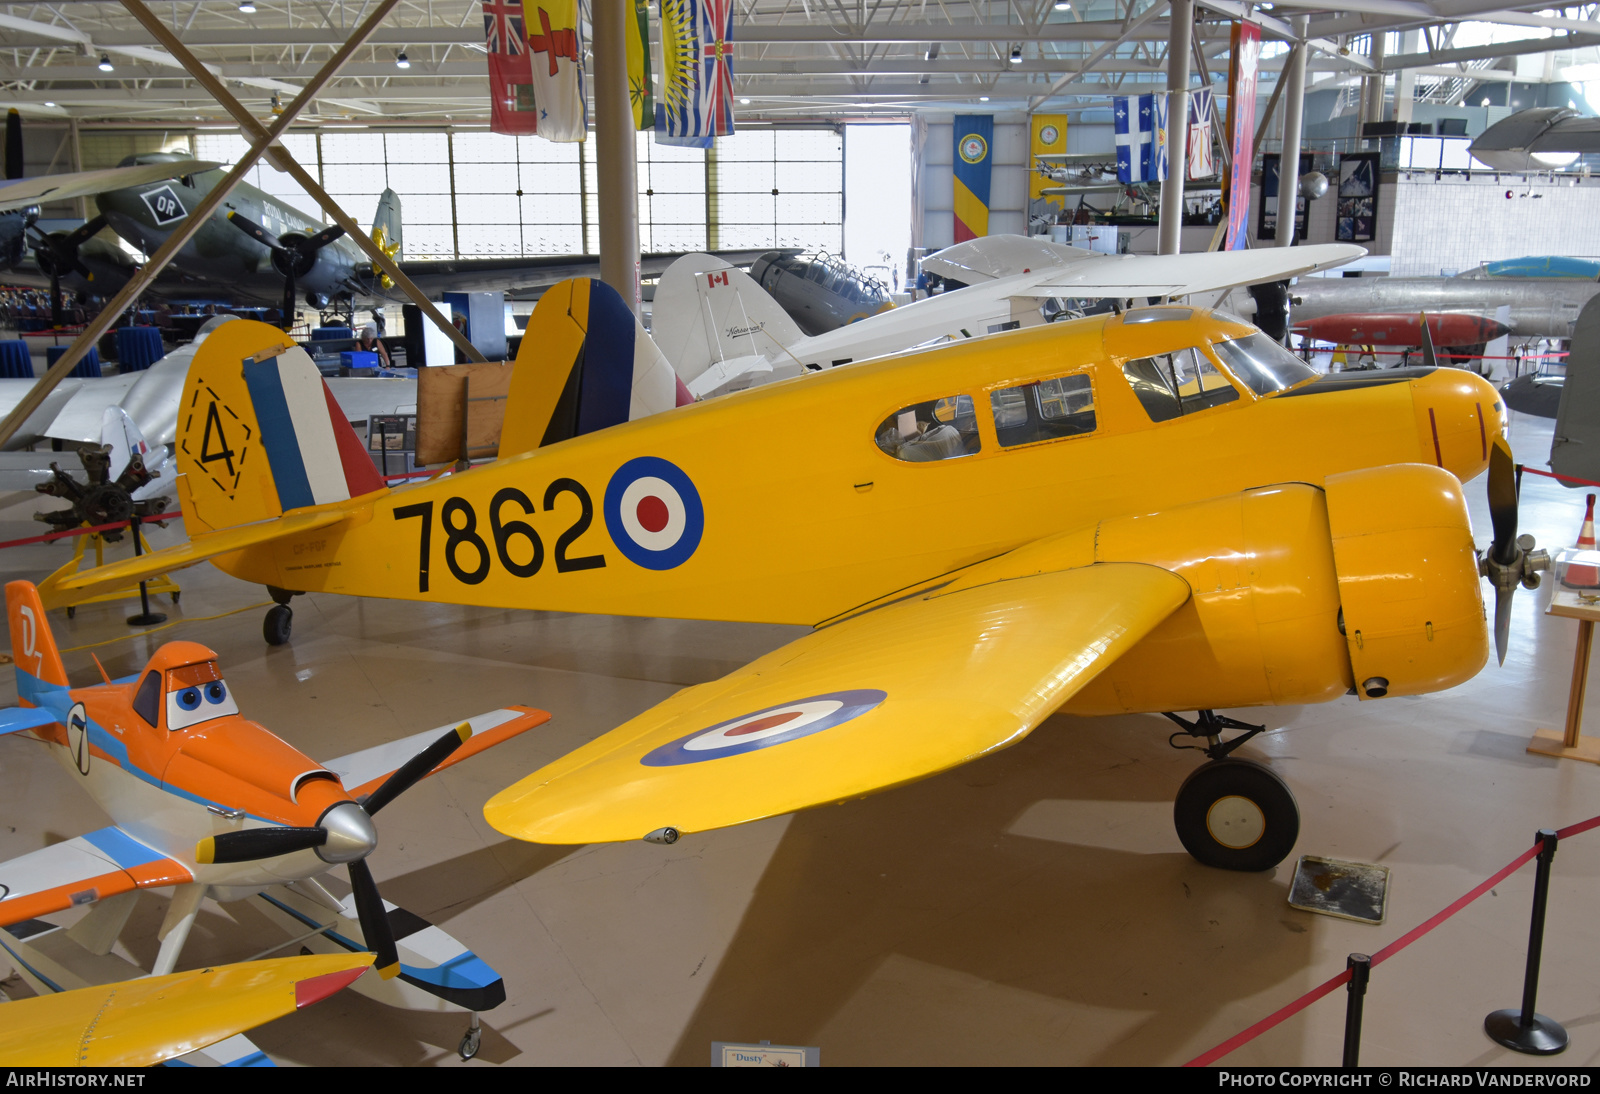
[1062,464,1487,716]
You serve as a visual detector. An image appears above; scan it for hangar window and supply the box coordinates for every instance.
[875,395,980,462]
[1123,348,1240,423]
[989,374,1096,447]
[1211,332,1317,395]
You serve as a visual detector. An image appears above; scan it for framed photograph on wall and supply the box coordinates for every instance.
[1258,152,1313,241]
[1336,152,1380,243]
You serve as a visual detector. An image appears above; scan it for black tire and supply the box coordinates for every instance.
[263,604,292,646]
[1173,759,1299,871]
[459,1028,481,1061]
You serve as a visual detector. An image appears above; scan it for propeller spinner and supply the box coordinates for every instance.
[195,722,472,978]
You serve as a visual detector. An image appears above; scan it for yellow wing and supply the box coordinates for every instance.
[484,560,1190,844]
[0,953,372,1066]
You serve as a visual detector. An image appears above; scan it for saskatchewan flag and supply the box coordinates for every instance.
[628,0,653,130]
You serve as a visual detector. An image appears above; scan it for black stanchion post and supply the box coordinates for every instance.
[125,514,166,627]
[1485,829,1569,1055]
[1343,953,1371,1068]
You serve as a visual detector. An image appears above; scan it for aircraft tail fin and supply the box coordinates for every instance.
[7,580,68,695]
[101,405,172,502]
[175,320,386,534]
[371,189,402,277]
[651,252,804,384]
[498,277,689,458]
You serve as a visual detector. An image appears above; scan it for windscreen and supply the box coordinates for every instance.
[1211,332,1318,395]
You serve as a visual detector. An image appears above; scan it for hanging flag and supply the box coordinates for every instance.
[627,0,654,130]
[526,0,586,142]
[1188,86,1216,179]
[655,0,734,146]
[952,115,993,242]
[1029,113,1068,215]
[483,0,537,136]
[1225,20,1261,249]
[1153,93,1170,182]
[1115,94,1155,183]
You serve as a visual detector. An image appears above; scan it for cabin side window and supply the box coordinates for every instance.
[989,373,1096,448]
[875,395,981,462]
[1122,347,1240,423]
[133,671,162,726]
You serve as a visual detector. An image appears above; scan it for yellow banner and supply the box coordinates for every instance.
[1029,114,1068,205]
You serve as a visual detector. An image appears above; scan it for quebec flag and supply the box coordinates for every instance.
[1115,94,1156,183]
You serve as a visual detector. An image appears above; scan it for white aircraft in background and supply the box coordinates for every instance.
[652,235,1365,399]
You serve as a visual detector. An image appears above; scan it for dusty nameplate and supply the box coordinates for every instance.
[1288,855,1390,924]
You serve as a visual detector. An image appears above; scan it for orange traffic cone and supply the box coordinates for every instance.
[1563,493,1600,588]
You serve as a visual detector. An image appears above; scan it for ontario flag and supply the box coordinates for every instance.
[655,0,735,147]
[527,0,586,142]
[483,0,537,136]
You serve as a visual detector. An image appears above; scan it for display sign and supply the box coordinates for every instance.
[1224,19,1261,249]
[712,1041,820,1067]
[1336,151,1380,243]
[1257,152,1313,242]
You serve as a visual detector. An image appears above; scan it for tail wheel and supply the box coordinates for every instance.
[1174,759,1299,871]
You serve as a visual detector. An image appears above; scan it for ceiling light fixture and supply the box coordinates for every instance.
[979,95,990,101]
[43,101,54,107]
[396,51,410,69]
[739,97,750,104]
[238,0,256,11]
[97,53,113,72]
[1009,47,1023,64]
[1053,0,1070,8]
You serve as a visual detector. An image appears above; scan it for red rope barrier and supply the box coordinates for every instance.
[1520,465,1600,491]
[0,509,183,552]
[1185,812,1600,1067]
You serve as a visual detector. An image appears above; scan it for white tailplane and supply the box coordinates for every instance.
[652,253,805,386]
[100,406,170,502]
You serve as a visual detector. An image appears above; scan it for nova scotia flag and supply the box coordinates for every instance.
[1115,94,1156,183]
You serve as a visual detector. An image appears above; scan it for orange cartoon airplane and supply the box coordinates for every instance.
[0,580,549,1062]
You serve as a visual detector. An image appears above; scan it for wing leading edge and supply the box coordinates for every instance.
[485,561,1190,845]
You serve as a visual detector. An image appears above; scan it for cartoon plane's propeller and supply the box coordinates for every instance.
[1481,435,1551,665]
[196,722,472,978]
[225,211,345,326]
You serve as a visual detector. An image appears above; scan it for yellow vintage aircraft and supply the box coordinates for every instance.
[36,280,1545,871]
[0,952,371,1066]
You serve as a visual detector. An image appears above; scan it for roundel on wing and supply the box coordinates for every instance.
[959,134,989,164]
[603,456,704,570]
[640,689,888,767]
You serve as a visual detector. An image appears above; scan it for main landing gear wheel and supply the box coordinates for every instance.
[263,604,292,646]
[1174,759,1300,872]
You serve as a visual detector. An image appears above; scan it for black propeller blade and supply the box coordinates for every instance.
[31,213,108,327]
[1488,436,1519,566]
[225,213,348,327]
[5,109,22,181]
[347,857,399,977]
[1480,434,1551,666]
[362,723,472,817]
[198,826,327,864]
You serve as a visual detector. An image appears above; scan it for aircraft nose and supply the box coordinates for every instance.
[315,800,378,864]
[1410,368,1504,483]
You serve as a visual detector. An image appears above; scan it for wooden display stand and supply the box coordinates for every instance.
[1528,586,1600,762]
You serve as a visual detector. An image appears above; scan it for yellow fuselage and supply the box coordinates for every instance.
[196,309,1500,716]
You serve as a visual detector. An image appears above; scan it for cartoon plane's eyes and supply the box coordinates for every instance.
[166,678,239,730]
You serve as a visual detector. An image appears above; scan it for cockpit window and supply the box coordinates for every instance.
[1122,347,1240,423]
[133,671,161,726]
[1211,332,1317,395]
[164,663,240,731]
[875,395,980,462]
[990,373,1096,447]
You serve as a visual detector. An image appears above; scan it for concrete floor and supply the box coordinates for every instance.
[3,409,1600,1066]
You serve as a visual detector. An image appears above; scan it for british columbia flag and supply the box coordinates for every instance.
[655,0,735,145]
